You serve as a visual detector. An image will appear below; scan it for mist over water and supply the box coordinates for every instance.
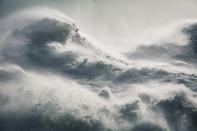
[0,1,197,131]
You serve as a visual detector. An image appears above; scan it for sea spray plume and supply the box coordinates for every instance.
[126,20,197,63]
[0,7,130,81]
[2,64,197,131]
[0,65,117,131]
[184,23,197,54]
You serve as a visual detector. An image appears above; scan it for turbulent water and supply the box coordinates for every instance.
[0,8,197,131]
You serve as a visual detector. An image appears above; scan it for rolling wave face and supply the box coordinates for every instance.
[0,8,197,131]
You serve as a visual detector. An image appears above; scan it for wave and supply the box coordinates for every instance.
[0,64,197,131]
[1,11,197,86]
[125,21,197,63]
[0,8,197,131]
[0,7,129,81]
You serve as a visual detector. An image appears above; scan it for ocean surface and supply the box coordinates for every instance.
[0,8,197,131]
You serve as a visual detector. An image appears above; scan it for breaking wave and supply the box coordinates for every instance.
[0,7,197,131]
[126,20,197,63]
